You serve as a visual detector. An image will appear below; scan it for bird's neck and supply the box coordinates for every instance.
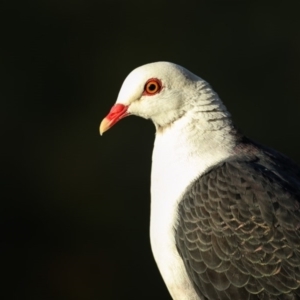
[151,103,236,207]
[149,102,238,299]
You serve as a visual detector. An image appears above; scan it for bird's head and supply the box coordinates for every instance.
[100,62,205,135]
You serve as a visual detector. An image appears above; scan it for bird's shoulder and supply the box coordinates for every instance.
[239,136,300,186]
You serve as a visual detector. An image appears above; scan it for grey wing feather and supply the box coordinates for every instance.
[175,152,300,300]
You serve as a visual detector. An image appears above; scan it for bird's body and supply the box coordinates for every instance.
[100,62,300,299]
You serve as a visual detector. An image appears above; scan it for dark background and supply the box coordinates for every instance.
[1,1,300,299]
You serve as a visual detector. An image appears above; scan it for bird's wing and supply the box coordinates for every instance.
[175,158,300,300]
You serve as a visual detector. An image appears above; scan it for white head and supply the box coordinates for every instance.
[100,62,231,134]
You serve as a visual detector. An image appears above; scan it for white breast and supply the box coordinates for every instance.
[149,115,235,300]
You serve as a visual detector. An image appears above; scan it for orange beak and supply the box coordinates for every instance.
[99,104,129,135]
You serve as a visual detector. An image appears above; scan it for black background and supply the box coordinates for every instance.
[2,1,300,299]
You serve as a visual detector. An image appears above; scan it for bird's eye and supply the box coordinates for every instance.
[143,78,162,96]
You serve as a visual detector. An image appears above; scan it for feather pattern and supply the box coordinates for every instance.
[176,140,300,300]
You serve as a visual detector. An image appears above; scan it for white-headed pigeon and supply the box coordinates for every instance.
[100,62,300,300]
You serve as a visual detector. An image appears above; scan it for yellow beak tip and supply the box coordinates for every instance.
[99,118,111,136]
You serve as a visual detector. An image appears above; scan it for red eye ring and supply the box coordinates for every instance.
[143,78,162,96]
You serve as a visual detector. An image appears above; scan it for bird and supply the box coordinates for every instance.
[99,62,300,300]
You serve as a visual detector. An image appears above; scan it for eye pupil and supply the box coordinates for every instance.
[148,84,156,91]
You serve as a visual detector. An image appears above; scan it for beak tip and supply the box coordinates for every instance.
[99,118,111,136]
